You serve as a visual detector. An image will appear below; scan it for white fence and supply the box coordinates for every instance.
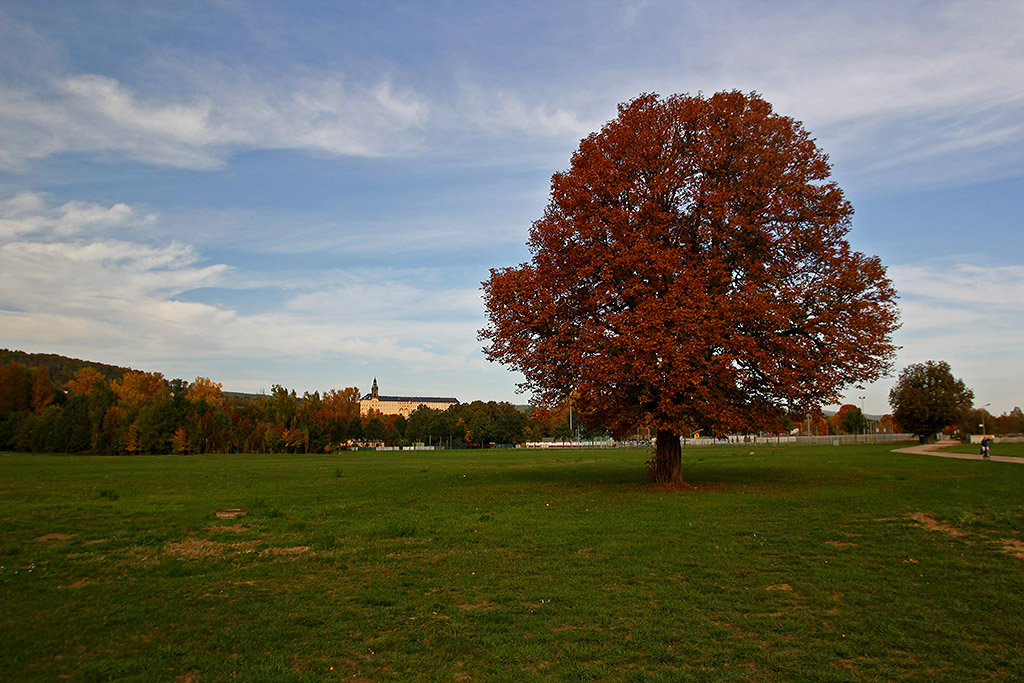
[369,434,922,451]
[520,434,919,449]
[520,439,618,449]
[680,433,916,447]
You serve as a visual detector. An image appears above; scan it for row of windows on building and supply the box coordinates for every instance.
[359,378,458,418]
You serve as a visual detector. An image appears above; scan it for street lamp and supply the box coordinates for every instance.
[980,403,990,436]
[858,395,866,442]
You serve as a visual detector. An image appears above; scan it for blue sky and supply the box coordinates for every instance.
[1,1,1022,416]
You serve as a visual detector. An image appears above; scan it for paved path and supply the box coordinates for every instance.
[891,442,1024,464]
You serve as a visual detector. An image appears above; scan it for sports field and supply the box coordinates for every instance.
[2,444,1022,681]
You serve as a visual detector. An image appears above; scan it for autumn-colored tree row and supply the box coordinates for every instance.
[775,402,1023,439]
[4,356,1018,455]
[0,362,358,454]
[0,360,586,454]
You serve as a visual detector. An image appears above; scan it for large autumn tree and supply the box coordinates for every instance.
[888,360,973,441]
[480,91,900,484]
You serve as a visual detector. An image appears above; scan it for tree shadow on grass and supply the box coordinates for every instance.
[487,460,820,491]
[681,465,812,489]
[486,461,645,488]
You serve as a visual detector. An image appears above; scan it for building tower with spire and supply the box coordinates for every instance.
[359,378,458,417]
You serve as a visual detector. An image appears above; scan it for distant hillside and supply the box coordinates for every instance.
[0,349,132,387]
[225,390,265,401]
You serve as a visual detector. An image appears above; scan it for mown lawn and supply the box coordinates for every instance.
[1,444,1022,681]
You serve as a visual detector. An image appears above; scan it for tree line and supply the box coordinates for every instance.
[3,353,1018,456]
[0,357,592,454]
[888,360,1024,441]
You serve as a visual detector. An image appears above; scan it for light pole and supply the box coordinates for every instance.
[980,403,990,437]
[859,395,865,442]
[568,400,573,443]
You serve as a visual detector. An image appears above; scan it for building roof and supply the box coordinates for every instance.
[360,394,459,403]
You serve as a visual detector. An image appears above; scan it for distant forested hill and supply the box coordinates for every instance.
[0,349,131,387]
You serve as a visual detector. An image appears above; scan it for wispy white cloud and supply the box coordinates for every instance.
[512,1,1024,191]
[0,70,430,169]
[891,262,1024,312]
[3,1,1020,189]
[692,1,1024,188]
[0,236,231,316]
[285,280,480,321]
[0,194,487,380]
[450,83,597,142]
[887,261,1024,377]
[0,191,151,238]
[839,260,1024,414]
[620,1,655,29]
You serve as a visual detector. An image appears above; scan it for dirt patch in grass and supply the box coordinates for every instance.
[457,601,496,611]
[645,481,731,494]
[765,583,794,592]
[826,540,857,547]
[36,533,75,542]
[833,658,868,673]
[907,512,966,537]
[166,538,223,558]
[165,538,259,559]
[263,545,310,556]
[208,525,250,533]
[124,546,161,568]
[999,538,1024,559]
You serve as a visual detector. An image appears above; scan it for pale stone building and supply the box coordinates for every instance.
[359,378,458,418]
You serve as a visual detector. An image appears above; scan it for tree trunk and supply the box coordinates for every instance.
[649,429,684,484]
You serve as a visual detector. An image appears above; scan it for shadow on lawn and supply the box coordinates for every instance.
[487,460,819,491]
[485,462,645,488]
[682,465,812,488]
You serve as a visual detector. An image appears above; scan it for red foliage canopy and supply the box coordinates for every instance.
[480,92,900,482]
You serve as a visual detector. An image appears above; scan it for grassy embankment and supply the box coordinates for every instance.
[2,444,1022,681]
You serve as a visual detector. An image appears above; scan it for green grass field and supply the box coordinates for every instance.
[2,444,1023,681]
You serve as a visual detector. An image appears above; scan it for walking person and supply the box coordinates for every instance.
[981,436,991,460]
